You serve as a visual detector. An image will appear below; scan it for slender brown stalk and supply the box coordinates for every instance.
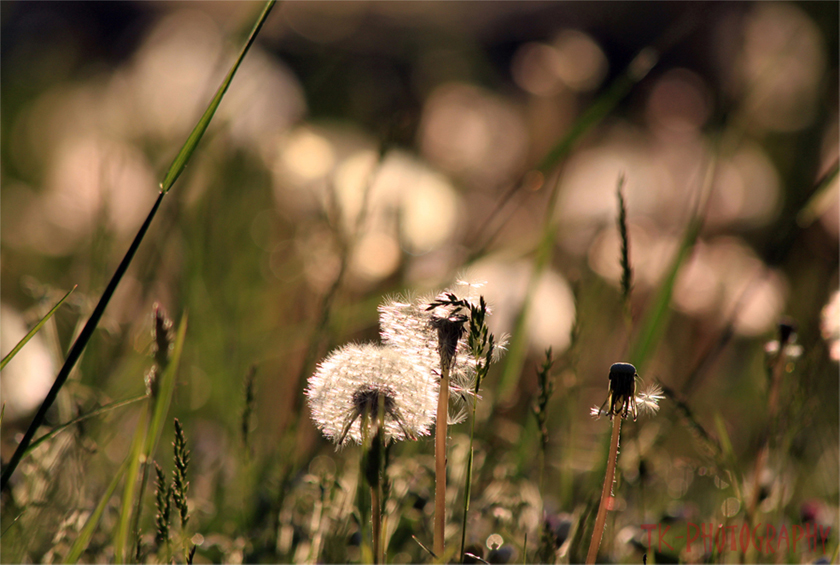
[586,415,622,564]
[434,363,451,561]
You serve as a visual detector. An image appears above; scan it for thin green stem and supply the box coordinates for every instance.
[371,484,382,565]
[358,415,373,564]
[459,395,479,563]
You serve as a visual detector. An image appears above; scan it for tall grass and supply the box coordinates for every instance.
[1,3,837,564]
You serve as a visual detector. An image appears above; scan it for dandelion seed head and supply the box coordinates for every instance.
[379,289,478,397]
[306,343,438,446]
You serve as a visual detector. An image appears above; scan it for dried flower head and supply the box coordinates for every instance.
[590,362,662,420]
[306,343,438,446]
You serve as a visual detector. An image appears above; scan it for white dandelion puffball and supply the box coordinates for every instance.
[378,290,479,411]
[306,343,438,446]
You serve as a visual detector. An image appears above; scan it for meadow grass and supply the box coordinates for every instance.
[1,2,838,564]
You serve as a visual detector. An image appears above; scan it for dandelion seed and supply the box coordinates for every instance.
[306,343,438,446]
[635,383,664,416]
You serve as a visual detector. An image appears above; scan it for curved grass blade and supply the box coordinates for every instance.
[1,0,275,491]
[160,0,276,194]
[627,214,702,371]
[114,403,151,564]
[65,456,130,563]
[1,285,76,371]
[495,44,661,402]
[22,394,147,459]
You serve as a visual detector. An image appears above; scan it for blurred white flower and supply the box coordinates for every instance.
[306,343,438,446]
[821,291,840,362]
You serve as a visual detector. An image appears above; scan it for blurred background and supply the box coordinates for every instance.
[1,1,838,562]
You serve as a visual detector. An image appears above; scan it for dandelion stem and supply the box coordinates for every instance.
[371,484,382,564]
[434,362,451,561]
[358,418,373,564]
[371,402,386,565]
[586,414,622,564]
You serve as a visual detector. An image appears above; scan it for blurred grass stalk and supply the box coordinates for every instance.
[495,44,660,405]
[494,8,702,404]
[117,314,188,563]
[0,0,276,492]
[66,314,186,563]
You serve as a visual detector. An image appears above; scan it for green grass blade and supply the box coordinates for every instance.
[796,158,839,227]
[494,45,664,403]
[23,394,147,459]
[535,64,644,175]
[497,219,557,401]
[114,404,151,564]
[65,457,130,564]
[1,285,76,371]
[628,215,702,371]
[159,0,276,194]
[712,412,744,502]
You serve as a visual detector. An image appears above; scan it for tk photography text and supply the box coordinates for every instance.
[641,522,832,556]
